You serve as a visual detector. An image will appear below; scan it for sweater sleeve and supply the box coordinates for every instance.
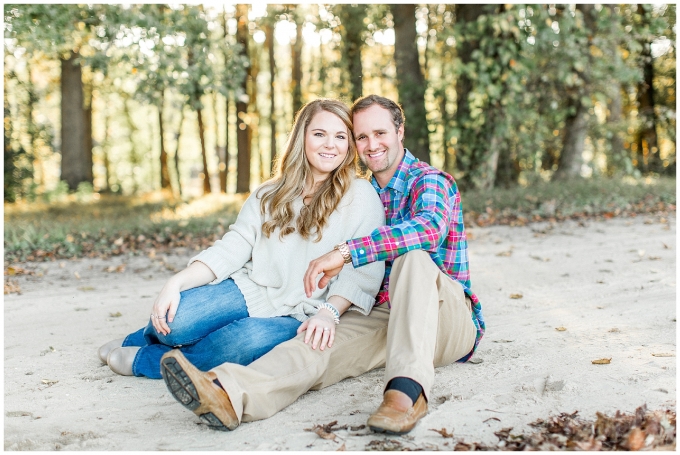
[326,180,386,315]
[188,192,263,284]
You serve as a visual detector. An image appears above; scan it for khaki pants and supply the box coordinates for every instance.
[211,250,476,423]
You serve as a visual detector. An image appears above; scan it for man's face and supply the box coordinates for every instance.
[353,104,404,186]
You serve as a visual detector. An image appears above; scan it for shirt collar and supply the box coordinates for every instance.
[371,149,416,194]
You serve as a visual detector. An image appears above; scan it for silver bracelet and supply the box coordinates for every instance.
[317,301,340,325]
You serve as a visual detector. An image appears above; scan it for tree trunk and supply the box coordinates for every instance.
[221,94,229,192]
[553,4,596,181]
[122,96,140,193]
[236,4,251,193]
[636,10,660,173]
[60,53,89,190]
[291,5,303,115]
[158,89,172,190]
[102,105,111,192]
[266,17,277,176]
[83,79,93,185]
[337,5,366,102]
[454,4,498,188]
[221,7,231,193]
[173,108,185,198]
[391,4,430,163]
[553,101,589,180]
[440,93,452,175]
[608,83,627,173]
[249,40,262,182]
[196,107,211,195]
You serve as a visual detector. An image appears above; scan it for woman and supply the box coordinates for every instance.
[98,99,385,379]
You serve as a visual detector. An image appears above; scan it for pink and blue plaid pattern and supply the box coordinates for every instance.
[347,150,484,361]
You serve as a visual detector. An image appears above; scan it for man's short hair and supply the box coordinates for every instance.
[351,95,405,132]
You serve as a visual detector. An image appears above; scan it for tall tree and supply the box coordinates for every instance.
[176,6,218,195]
[335,5,368,102]
[265,5,279,175]
[290,5,304,115]
[129,4,179,193]
[4,5,113,190]
[220,7,232,193]
[235,4,252,193]
[452,4,525,189]
[390,4,430,162]
[635,4,660,174]
[553,5,597,181]
[60,53,91,190]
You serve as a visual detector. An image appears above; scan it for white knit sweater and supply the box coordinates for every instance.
[189,178,385,322]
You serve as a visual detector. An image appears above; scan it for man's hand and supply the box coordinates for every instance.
[303,249,346,297]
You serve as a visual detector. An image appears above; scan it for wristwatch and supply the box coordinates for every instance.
[334,242,352,264]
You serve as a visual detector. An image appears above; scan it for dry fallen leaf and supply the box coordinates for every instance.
[555,327,567,331]
[651,353,675,357]
[305,421,340,441]
[609,328,621,333]
[496,250,513,257]
[510,293,523,299]
[77,286,95,291]
[109,312,122,318]
[336,443,346,451]
[592,358,612,365]
[113,237,124,246]
[4,279,21,295]
[6,266,31,276]
[430,427,454,438]
[74,271,81,279]
[626,427,646,450]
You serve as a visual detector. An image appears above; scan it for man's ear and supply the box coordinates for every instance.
[397,124,404,143]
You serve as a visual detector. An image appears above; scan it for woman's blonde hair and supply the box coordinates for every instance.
[259,98,358,241]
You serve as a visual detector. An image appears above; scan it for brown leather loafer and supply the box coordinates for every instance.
[160,350,239,431]
[367,390,428,435]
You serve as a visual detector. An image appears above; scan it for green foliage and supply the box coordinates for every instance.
[4,126,32,203]
[3,3,676,198]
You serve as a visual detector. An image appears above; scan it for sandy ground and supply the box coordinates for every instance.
[4,215,676,451]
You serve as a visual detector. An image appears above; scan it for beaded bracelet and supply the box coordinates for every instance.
[317,301,340,325]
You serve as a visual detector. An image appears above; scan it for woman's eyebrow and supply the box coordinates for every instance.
[311,128,347,134]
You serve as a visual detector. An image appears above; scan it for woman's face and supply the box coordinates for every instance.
[304,110,349,184]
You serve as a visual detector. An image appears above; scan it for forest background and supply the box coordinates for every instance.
[3,3,676,263]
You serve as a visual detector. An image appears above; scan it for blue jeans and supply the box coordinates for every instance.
[122,278,301,379]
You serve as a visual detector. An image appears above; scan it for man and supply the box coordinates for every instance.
[160,95,484,435]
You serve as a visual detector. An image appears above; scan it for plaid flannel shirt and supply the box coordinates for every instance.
[346,150,485,361]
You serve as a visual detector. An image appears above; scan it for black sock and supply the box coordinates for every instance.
[385,377,423,405]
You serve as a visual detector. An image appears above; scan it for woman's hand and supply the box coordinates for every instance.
[149,261,217,336]
[150,279,182,336]
[297,309,337,351]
